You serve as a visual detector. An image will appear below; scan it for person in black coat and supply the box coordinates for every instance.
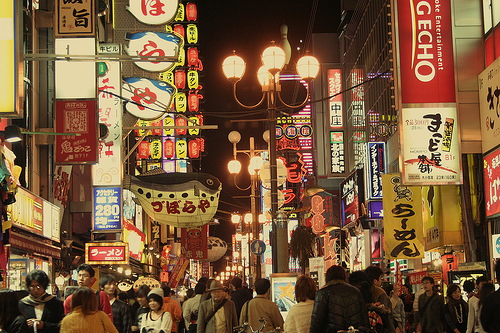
[18,270,64,333]
[230,277,253,321]
[0,289,29,333]
[310,265,370,333]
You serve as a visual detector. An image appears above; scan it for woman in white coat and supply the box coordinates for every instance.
[283,275,317,333]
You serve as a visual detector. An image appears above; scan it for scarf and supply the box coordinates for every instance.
[21,292,55,306]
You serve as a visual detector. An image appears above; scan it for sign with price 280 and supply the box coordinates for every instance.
[93,187,122,231]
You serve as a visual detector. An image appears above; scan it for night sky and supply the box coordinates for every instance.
[195,0,341,268]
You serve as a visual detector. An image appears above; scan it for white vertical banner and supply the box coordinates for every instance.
[93,44,122,186]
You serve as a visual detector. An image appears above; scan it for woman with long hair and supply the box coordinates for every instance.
[444,284,468,333]
[18,269,64,332]
[283,275,317,333]
[0,289,29,333]
[60,287,118,333]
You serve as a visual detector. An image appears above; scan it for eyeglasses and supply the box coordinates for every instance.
[29,285,43,290]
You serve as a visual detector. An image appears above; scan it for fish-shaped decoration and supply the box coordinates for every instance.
[127,0,179,26]
[122,77,176,120]
[123,169,221,227]
[125,32,182,72]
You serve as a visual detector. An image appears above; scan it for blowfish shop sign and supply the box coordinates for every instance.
[93,187,122,230]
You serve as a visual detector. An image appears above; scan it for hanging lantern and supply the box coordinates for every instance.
[188,91,201,112]
[137,141,150,159]
[189,139,200,158]
[187,47,199,67]
[159,70,174,86]
[173,24,185,40]
[186,3,197,21]
[175,92,187,112]
[151,120,162,136]
[187,70,199,90]
[188,116,200,136]
[163,138,175,159]
[177,48,185,67]
[206,237,227,262]
[175,3,185,21]
[176,117,187,136]
[175,70,186,90]
[176,139,187,159]
[150,139,162,159]
[162,115,175,136]
[135,119,149,136]
[186,24,198,44]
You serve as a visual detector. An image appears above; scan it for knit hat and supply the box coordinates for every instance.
[147,288,164,304]
[207,280,227,292]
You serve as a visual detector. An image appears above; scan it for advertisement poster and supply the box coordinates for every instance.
[401,107,461,185]
[484,147,500,218]
[93,187,122,231]
[340,169,364,227]
[56,0,95,37]
[55,99,98,164]
[308,257,325,289]
[382,174,424,259]
[270,274,297,320]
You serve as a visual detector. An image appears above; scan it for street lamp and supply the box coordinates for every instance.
[228,131,269,283]
[223,43,319,273]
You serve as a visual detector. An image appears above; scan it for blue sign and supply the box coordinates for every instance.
[368,200,383,219]
[251,240,266,256]
[93,187,122,230]
[366,142,386,200]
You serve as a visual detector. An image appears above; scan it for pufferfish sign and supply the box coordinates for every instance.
[123,169,221,227]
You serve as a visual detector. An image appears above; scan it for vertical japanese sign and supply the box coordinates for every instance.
[310,191,337,234]
[484,147,500,218]
[0,0,23,116]
[168,257,189,288]
[330,132,345,174]
[340,168,364,227]
[365,142,386,199]
[55,0,95,37]
[55,99,98,164]
[180,225,208,260]
[93,44,122,186]
[328,69,343,129]
[401,107,460,184]
[396,0,456,104]
[382,174,424,259]
[322,230,339,270]
[478,57,500,153]
[92,187,122,231]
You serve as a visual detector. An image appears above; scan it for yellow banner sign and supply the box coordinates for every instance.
[382,174,424,259]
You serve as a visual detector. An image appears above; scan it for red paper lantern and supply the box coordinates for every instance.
[173,24,185,40]
[187,47,200,68]
[186,3,197,21]
[176,117,187,136]
[151,120,162,136]
[163,139,175,159]
[189,139,200,158]
[188,92,200,112]
[137,141,150,159]
[175,70,186,90]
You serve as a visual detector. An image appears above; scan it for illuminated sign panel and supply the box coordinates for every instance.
[86,242,129,265]
[328,69,343,129]
[340,169,364,227]
[365,142,386,199]
[484,147,500,218]
[93,187,122,231]
[396,0,456,104]
[330,132,345,174]
[55,0,95,37]
[478,57,500,153]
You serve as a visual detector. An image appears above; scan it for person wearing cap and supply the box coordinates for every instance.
[197,280,238,333]
[139,288,173,333]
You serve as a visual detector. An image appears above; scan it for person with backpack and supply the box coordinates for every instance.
[63,264,113,320]
[182,282,205,333]
[197,280,237,333]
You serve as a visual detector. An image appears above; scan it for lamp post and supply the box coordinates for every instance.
[223,43,319,273]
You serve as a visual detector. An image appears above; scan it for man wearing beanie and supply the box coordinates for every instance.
[138,288,173,333]
[197,280,238,333]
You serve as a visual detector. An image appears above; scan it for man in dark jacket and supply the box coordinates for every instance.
[365,265,396,333]
[416,276,444,333]
[230,277,253,320]
[481,260,500,332]
[310,265,369,333]
[100,275,131,333]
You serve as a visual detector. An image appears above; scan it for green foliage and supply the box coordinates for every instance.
[290,225,316,271]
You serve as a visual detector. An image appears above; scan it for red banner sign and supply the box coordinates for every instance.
[181,225,208,259]
[397,0,456,104]
[85,242,129,265]
[484,147,500,218]
[409,270,427,285]
[55,100,98,164]
[168,257,189,288]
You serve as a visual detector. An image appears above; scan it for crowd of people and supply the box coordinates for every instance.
[1,262,500,333]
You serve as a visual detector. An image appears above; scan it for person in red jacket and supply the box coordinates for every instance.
[63,264,113,321]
